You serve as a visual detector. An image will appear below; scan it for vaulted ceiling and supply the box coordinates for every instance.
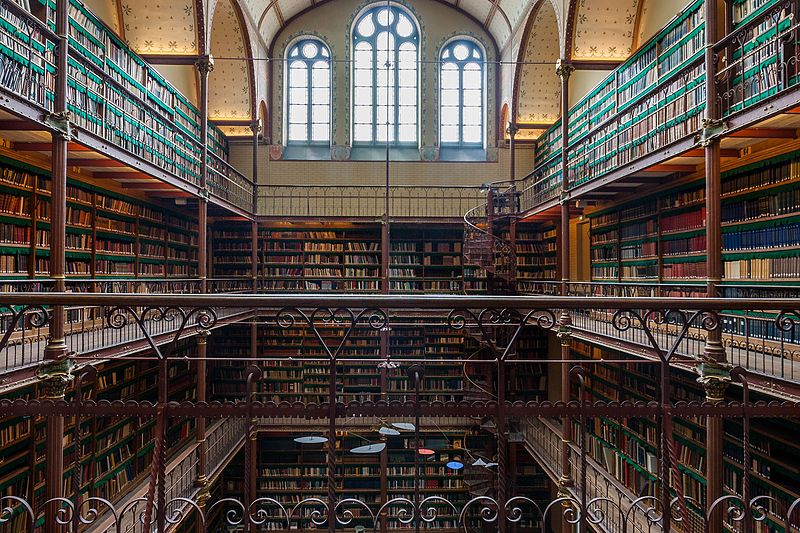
[241,0,535,50]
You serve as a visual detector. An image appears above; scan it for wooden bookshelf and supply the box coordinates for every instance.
[570,338,800,533]
[218,430,495,532]
[0,157,198,281]
[516,223,558,292]
[0,348,198,530]
[587,148,800,284]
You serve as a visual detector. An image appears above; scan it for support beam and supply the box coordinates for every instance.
[93,171,153,180]
[682,148,740,158]
[556,57,574,533]
[197,55,214,294]
[0,120,46,130]
[67,158,127,167]
[703,2,729,532]
[138,54,200,65]
[641,164,698,173]
[571,59,625,70]
[122,182,177,190]
[14,142,90,151]
[729,128,797,138]
[41,0,71,531]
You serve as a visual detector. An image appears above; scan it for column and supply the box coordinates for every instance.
[250,119,260,292]
[39,0,73,529]
[508,123,518,184]
[196,56,214,294]
[194,331,210,533]
[555,58,575,532]
[698,0,730,530]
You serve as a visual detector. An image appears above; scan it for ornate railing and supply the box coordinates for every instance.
[1,295,800,531]
[258,184,485,218]
[519,280,800,385]
[714,0,800,119]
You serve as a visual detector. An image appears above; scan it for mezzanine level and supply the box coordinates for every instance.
[520,0,800,217]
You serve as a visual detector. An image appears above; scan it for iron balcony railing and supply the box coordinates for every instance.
[2,294,800,531]
[0,279,255,374]
[520,280,800,386]
[258,184,486,219]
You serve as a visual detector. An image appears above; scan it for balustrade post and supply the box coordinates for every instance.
[194,330,211,533]
[196,56,215,294]
[40,0,73,529]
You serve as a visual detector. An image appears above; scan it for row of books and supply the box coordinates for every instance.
[722,222,800,250]
[724,256,800,279]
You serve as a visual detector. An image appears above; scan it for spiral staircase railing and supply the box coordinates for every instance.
[462,182,518,294]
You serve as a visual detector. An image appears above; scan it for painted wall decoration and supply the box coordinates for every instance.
[210,0,253,121]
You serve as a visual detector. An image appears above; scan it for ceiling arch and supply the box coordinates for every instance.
[242,0,534,51]
[514,0,559,130]
[209,0,254,125]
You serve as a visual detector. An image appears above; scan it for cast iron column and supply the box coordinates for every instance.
[251,119,260,291]
[699,1,730,531]
[39,0,73,529]
[194,331,210,532]
[556,57,575,532]
[196,56,214,294]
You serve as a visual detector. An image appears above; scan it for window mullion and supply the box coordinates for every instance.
[306,60,313,143]
[459,62,465,147]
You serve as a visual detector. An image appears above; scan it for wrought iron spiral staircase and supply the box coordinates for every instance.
[463,182,519,295]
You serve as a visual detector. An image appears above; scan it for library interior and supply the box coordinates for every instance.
[0,0,799,530]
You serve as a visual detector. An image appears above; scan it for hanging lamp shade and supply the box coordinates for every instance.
[294,436,328,444]
[351,443,387,454]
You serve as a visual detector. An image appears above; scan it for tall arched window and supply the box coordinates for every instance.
[286,38,331,144]
[352,4,418,145]
[440,39,484,147]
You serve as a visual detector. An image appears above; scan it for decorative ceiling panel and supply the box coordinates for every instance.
[258,5,282,40]
[460,0,493,25]
[209,0,252,120]
[121,0,198,54]
[488,11,511,47]
[277,0,313,21]
[572,0,639,60]
[515,0,559,124]
[498,0,530,33]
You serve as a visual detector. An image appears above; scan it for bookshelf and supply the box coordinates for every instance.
[516,223,558,292]
[587,148,800,284]
[0,157,198,281]
[0,348,198,529]
[259,224,382,293]
[0,0,232,198]
[571,338,800,533]
[532,0,706,193]
[389,225,464,294]
[218,430,494,532]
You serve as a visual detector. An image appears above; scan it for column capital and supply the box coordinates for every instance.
[197,329,211,344]
[506,122,519,136]
[249,119,262,135]
[696,360,731,402]
[195,55,215,76]
[36,357,74,399]
[555,58,574,81]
